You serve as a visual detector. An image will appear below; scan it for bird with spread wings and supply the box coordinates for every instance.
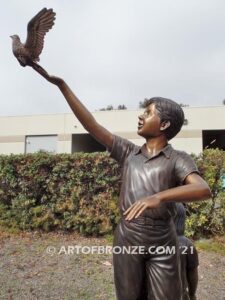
[10,8,56,69]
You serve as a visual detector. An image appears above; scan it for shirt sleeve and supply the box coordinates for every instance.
[175,151,199,184]
[109,134,136,165]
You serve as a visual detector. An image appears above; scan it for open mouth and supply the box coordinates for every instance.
[138,122,144,129]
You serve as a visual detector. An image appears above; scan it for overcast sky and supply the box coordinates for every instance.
[1,0,225,116]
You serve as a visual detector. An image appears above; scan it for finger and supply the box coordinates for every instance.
[134,205,147,219]
[125,203,145,220]
[123,202,137,215]
[124,203,141,220]
[130,204,147,219]
[32,64,48,78]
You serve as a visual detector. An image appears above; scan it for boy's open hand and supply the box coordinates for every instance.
[124,195,161,220]
[31,63,64,86]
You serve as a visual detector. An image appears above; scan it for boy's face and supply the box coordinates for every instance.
[137,103,163,138]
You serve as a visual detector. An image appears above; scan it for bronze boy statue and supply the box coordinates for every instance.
[32,65,211,300]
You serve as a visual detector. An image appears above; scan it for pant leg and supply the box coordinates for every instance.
[113,222,147,300]
[113,219,182,300]
[145,221,182,300]
[146,249,182,300]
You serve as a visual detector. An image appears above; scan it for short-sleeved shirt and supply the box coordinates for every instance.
[110,135,199,219]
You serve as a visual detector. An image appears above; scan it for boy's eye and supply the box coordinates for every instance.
[144,110,151,116]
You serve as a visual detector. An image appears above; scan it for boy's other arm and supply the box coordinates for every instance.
[32,65,114,150]
[124,173,211,220]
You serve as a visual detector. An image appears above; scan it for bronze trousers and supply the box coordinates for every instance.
[113,217,182,300]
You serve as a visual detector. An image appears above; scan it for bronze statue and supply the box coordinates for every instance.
[30,64,211,300]
[10,8,55,70]
[174,203,199,300]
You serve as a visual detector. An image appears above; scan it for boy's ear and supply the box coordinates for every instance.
[160,120,170,131]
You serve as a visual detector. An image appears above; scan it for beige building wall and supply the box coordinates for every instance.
[184,106,225,130]
[0,142,25,155]
[57,134,72,153]
[0,106,224,155]
[170,138,202,154]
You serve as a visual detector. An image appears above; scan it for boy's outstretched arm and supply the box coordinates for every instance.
[32,64,113,150]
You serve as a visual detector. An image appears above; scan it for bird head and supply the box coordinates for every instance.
[10,35,20,41]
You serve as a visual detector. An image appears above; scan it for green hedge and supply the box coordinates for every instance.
[0,148,224,237]
[186,148,225,238]
[0,152,121,235]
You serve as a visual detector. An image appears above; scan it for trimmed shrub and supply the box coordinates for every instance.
[0,148,224,237]
[0,152,120,235]
[186,149,225,238]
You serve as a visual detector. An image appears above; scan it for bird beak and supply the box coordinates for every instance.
[10,36,13,39]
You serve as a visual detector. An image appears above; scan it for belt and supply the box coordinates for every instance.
[125,216,171,226]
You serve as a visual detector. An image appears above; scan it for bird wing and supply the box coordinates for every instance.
[24,8,56,60]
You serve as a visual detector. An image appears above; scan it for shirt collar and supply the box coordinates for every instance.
[134,143,173,159]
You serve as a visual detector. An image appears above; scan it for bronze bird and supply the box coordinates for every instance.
[10,8,56,68]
